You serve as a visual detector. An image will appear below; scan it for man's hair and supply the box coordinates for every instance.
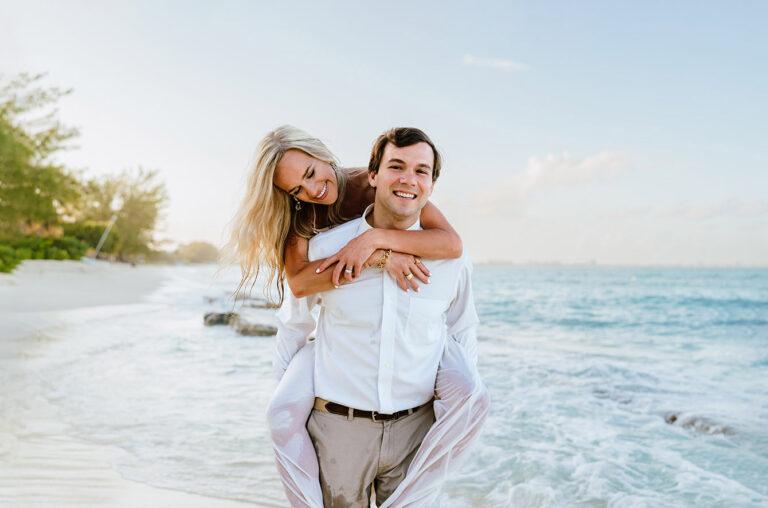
[368,127,442,182]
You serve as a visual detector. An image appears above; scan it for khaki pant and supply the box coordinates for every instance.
[306,404,435,507]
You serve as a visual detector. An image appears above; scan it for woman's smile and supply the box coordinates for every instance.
[315,182,328,200]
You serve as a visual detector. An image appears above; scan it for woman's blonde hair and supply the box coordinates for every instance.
[223,125,348,306]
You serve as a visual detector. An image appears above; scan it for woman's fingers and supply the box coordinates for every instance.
[332,262,346,287]
[316,254,337,273]
[344,262,355,283]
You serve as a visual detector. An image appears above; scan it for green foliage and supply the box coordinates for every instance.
[62,221,120,254]
[0,73,80,234]
[0,73,169,262]
[0,234,87,272]
[0,244,21,272]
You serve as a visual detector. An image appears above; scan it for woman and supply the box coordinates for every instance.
[226,126,489,507]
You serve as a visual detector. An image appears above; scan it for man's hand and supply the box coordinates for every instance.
[385,252,430,292]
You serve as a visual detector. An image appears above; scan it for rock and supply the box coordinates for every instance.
[229,315,277,336]
[203,293,278,309]
[663,412,733,435]
[204,312,237,326]
[242,300,279,309]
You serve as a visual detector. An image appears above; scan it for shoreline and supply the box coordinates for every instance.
[0,260,260,507]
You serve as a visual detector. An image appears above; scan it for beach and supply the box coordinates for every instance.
[1,261,765,506]
[0,260,253,507]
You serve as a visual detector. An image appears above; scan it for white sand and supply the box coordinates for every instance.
[0,260,255,507]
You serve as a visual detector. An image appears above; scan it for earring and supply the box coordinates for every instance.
[293,195,301,211]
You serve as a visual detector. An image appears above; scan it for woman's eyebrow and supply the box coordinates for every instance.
[288,165,312,195]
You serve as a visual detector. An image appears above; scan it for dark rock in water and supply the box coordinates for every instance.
[204,292,278,309]
[204,312,237,326]
[242,300,279,309]
[664,412,733,435]
[229,315,277,336]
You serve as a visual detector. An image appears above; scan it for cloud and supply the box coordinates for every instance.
[465,151,630,216]
[520,151,628,189]
[462,54,528,72]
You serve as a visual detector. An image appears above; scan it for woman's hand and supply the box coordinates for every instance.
[316,229,381,285]
[385,252,430,292]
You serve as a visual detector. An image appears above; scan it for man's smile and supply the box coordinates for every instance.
[393,190,416,200]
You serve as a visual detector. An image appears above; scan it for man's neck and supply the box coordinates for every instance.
[365,205,419,231]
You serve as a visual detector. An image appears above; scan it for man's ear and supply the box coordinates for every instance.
[368,170,377,188]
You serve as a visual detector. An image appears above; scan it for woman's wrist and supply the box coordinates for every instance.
[376,249,392,269]
[367,228,387,250]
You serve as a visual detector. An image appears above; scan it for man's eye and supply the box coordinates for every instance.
[417,170,428,175]
[389,165,402,170]
[308,170,315,179]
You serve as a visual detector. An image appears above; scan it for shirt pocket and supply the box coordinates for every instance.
[407,297,446,344]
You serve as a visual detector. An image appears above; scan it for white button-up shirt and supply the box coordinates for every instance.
[274,207,479,413]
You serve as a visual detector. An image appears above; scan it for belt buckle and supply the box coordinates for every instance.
[372,411,395,422]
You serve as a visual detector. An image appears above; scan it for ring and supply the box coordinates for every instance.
[345,268,353,273]
[414,258,421,264]
[405,273,414,280]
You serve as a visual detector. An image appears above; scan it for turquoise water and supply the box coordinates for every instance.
[22,266,768,506]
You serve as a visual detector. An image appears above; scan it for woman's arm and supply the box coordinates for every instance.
[283,234,340,298]
[317,201,463,285]
[284,234,427,297]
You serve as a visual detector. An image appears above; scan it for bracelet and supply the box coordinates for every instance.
[376,249,392,269]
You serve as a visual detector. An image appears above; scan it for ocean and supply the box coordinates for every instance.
[16,265,768,506]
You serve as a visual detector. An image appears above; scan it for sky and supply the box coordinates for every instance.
[2,0,767,265]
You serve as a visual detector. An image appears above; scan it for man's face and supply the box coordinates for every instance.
[369,142,435,225]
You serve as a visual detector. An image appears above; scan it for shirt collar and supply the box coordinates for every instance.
[356,204,422,237]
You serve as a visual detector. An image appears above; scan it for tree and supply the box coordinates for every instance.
[0,73,79,235]
[80,167,169,259]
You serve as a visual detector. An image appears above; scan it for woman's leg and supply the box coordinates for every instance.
[265,341,323,508]
[379,338,491,507]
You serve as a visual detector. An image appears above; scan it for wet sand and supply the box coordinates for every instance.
[0,260,257,507]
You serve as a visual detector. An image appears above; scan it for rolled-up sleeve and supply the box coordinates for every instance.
[273,291,318,382]
[445,254,480,367]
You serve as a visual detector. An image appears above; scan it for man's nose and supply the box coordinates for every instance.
[399,170,417,184]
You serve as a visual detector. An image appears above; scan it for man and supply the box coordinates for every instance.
[273,128,488,506]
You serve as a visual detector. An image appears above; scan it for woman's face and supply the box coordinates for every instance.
[273,149,339,205]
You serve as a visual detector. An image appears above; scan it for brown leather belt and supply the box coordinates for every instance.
[314,397,432,423]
